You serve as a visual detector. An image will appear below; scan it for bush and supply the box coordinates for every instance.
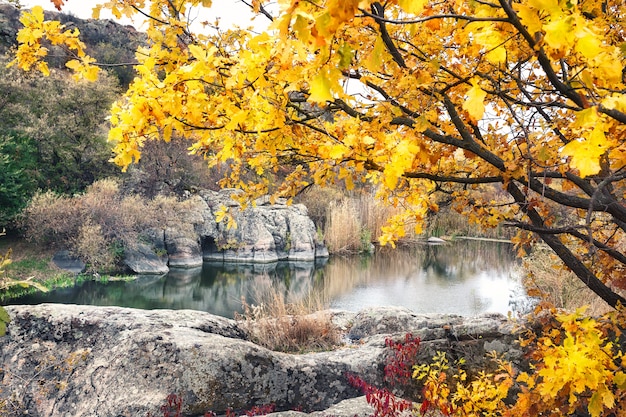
[0,133,38,227]
[20,179,196,272]
[0,56,121,228]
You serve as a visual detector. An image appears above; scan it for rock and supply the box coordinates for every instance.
[123,242,169,274]
[0,305,521,417]
[199,190,327,263]
[51,250,86,274]
[267,396,377,417]
[0,305,379,417]
[164,227,203,268]
[124,189,328,274]
[427,236,447,244]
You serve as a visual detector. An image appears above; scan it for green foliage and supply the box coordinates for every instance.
[0,57,121,227]
[0,132,38,226]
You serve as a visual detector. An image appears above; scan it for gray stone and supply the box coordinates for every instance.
[0,305,521,417]
[126,189,328,273]
[51,250,86,274]
[199,190,327,264]
[164,227,203,268]
[123,242,169,274]
[267,396,376,417]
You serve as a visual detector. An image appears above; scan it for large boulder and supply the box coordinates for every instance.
[123,242,169,274]
[0,305,521,417]
[164,226,203,268]
[198,190,327,263]
[122,189,328,274]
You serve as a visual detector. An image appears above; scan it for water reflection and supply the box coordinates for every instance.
[321,241,523,316]
[9,241,525,318]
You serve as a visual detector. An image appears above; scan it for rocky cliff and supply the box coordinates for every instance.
[122,189,328,274]
[0,3,142,87]
[0,304,522,417]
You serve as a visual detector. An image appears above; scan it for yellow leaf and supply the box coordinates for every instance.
[514,4,543,35]
[92,5,102,19]
[561,127,610,177]
[329,144,348,159]
[574,107,599,128]
[543,16,575,53]
[37,61,49,76]
[65,59,80,71]
[463,80,487,122]
[398,0,427,14]
[575,31,603,59]
[365,35,385,73]
[309,72,333,103]
[30,5,45,23]
[214,205,228,223]
[188,44,207,60]
[225,110,248,130]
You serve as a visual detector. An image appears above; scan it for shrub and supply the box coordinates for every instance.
[72,222,118,273]
[20,179,198,273]
[324,198,362,253]
[0,132,38,228]
[416,308,626,417]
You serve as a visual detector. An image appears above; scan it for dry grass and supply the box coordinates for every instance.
[306,187,414,253]
[324,199,363,253]
[236,285,341,353]
[300,185,510,255]
[522,247,614,316]
[19,178,201,273]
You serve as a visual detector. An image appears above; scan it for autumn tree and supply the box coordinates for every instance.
[11,0,626,308]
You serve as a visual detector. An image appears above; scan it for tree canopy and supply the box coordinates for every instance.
[11,0,626,308]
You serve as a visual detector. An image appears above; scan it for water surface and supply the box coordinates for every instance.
[10,241,525,318]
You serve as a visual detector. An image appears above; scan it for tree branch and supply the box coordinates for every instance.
[506,182,626,309]
[370,2,407,69]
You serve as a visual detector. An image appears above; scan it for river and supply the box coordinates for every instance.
[10,240,529,318]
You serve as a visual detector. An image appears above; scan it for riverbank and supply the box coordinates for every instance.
[0,235,136,301]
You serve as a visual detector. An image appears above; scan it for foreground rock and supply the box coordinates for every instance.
[0,305,521,417]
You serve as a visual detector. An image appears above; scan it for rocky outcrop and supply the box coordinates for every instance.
[123,189,328,274]
[51,250,86,275]
[0,305,521,417]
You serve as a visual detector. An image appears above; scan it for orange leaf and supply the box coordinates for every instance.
[50,0,65,11]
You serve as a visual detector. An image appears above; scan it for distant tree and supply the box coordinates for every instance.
[0,132,38,226]
[0,57,120,227]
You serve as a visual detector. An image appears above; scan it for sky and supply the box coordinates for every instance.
[19,0,267,31]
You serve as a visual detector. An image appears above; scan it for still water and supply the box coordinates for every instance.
[11,241,526,318]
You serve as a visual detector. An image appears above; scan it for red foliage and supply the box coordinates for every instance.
[383,333,421,386]
[347,374,413,417]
